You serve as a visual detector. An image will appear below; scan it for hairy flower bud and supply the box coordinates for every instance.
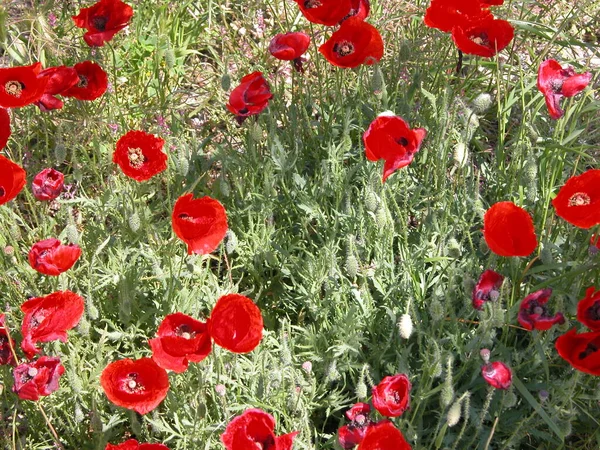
[447,399,462,427]
[398,313,413,339]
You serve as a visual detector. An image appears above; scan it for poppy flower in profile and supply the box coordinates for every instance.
[481,361,512,389]
[483,201,537,257]
[577,287,600,331]
[0,314,16,366]
[319,17,383,69]
[0,63,49,108]
[555,328,600,376]
[105,439,170,450]
[72,0,134,47]
[537,59,592,120]
[293,0,353,26]
[363,112,426,182]
[0,108,10,149]
[357,421,411,450]
[172,193,228,255]
[221,408,298,450]
[338,403,373,449]
[149,313,212,373]
[472,269,504,310]
[0,154,26,206]
[12,356,65,401]
[451,18,514,58]
[208,294,263,354]
[100,358,170,414]
[28,238,82,276]
[20,290,85,358]
[35,66,79,111]
[226,72,273,124]
[424,0,491,33]
[517,288,565,331]
[371,374,411,417]
[113,130,167,181]
[62,61,108,101]
[269,32,311,72]
[32,168,65,201]
[551,169,600,229]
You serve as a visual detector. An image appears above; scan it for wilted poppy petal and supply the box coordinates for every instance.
[12,356,65,401]
[32,168,64,201]
[517,288,565,331]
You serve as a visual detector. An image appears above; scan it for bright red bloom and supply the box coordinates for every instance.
[35,66,79,111]
[551,169,600,229]
[338,403,373,449]
[363,113,426,182]
[483,201,537,257]
[577,287,600,331]
[0,63,48,108]
[555,328,600,376]
[294,0,353,26]
[20,290,85,358]
[208,294,263,354]
[269,32,310,72]
[171,193,228,255]
[517,288,565,331]
[319,17,383,69]
[28,238,82,276]
[0,314,16,366]
[451,18,514,58]
[472,269,504,310]
[481,0,504,5]
[481,361,512,389]
[149,313,212,373]
[347,0,370,21]
[221,408,298,450]
[0,108,10,149]
[371,374,411,417]
[12,356,64,401]
[537,59,592,120]
[62,61,108,101]
[72,0,134,47]
[424,0,492,33]
[0,154,26,206]
[105,439,170,450]
[100,358,170,414]
[113,130,167,181]
[357,421,411,450]
[32,168,65,201]
[226,72,273,122]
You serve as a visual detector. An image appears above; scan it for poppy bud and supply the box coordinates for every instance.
[371,65,385,95]
[429,297,445,322]
[447,399,462,427]
[446,238,461,258]
[128,212,141,232]
[472,93,493,114]
[54,141,66,164]
[345,252,359,280]
[504,389,518,408]
[302,361,312,374]
[326,360,341,383]
[219,175,231,198]
[74,404,85,423]
[355,379,368,399]
[375,206,387,228]
[339,134,353,153]
[398,313,413,340]
[363,187,379,212]
[453,142,469,168]
[176,152,189,176]
[221,74,231,91]
[164,44,175,69]
[225,229,237,254]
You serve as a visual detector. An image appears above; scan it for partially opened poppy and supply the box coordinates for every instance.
[517,288,565,331]
[0,314,16,366]
[35,66,79,111]
[472,269,504,310]
[0,108,10,149]
[100,357,170,414]
[0,63,49,108]
[371,374,411,417]
[0,154,26,206]
[483,201,537,257]
[338,403,373,449]
[28,238,82,276]
[113,130,167,181]
[269,32,311,72]
[451,17,514,58]
[62,61,108,101]
[12,356,65,401]
[32,168,65,201]
[208,294,263,354]
[481,361,512,389]
[149,313,212,373]
[72,0,134,47]
[319,17,383,68]
[105,439,170,450]
[537,59,592,120]
[363,112,426,182]
[577,287,600,331]
[357,421,411,450]
[551,169,600,229]
[221,408,298,450]
[555,328,600,376]
[424,0,491,33]
[293,0,353,26]
[171,193,228,255]
[226,72,273,123]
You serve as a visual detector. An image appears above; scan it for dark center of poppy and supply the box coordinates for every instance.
[470,32,490,47]
[568,192,591,207]
[304,0,322,8]
[333,40,355,57]
[0,187,5,197]
[396,137,409,146]
[258,434,276,450]
[386,390,401,405]
[238,107,249,115]
[587,302,600,321]
[578,341,599,360]
[175,324,196,339]
[4,81,23,97]
[550,79,564,93]
[124,372,145,393]
[91,15,109,31]
[127,147,145,169]
[77,75,88,88]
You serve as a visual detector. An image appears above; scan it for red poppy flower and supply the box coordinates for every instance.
[346,0,370,21]
[269,32,310,72]
[481,361,512,389]
[12,356,65,401]
[171,193,228,255]
[481,0,504,5]
[357,421,411,450]
[293,0,353,26]
[319,17,383,69]
[100,357,170,414]
[0,314,16,366]
[0,63,49,108]
[517,288,565,331]
[577,287,600,331]
[472,269,504,310]
[72,0,134,47]
[62,61,108,101]
[113,130,167,181]
[363,113,426,182]
[208,294,263,354]
[0,154,26,206]
[537,59,592,120]
[32,168,65,201]
[338,403,373,449]
[106,439,170,450]
[424,0,492,33]
[226,72,273,123]
[149,313,212,373]
[483,201,537,257]
[551,169,600,229]
[451,18,514,58]
[35,66,79,111]
[371,374,411,417]
[555,328,600,376]
[0,108,10,149]
[28,239,82,276]
[221,408,298,450]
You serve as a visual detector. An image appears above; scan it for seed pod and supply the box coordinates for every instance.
[345,252,359,280]
[472,93,493,114]
[371,65,385,95]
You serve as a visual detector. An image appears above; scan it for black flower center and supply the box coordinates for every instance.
[579,342,599,360]
[4,81,23,97]
[587,303,600,321]
[238,107,249,115]
[568,192,591,207]
[396,137,409,146]
[333,41,355,57]
[92,15,109,31]
[304,0,322,8]
[550,79,564,93]
[0,187,5,197]
[77,75,88,88]
[127,147,145,169]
